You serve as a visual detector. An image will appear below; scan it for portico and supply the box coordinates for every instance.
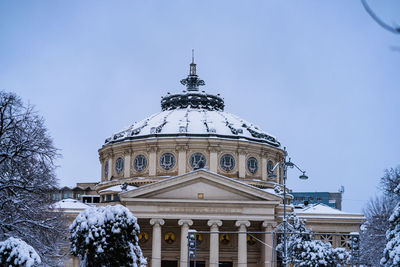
[119,169,281,267]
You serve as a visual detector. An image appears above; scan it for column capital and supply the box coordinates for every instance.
[176,144,188,151]
[178,219,193,226]
[262,220,277,229]
[207,219,222,227]
[235,220,250,228]
[208,145,220,153]
[150,218,165,226]
[147,145,158,153]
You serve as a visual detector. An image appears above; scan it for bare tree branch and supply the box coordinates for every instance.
[361,0,400,34]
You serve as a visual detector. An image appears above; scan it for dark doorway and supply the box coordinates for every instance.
[219,262,233,267]
[190,261,205,267]
[161,260,178,267]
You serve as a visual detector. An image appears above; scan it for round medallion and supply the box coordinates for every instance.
[220,234,230,245]
[138,232,149,244]
[134,155,147,172]
[247,157,258,174]
[220,154,235,171]
[160,153,176,170]
[247,235,256,246]
[115,157,124,174]
[267,160,274,175]
[164,232,175,244]
[104,161,109,177]
[196,233,203,245]
[190,153,206,169]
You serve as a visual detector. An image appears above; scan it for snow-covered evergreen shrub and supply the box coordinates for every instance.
[278,215,350,266]
[69,205,146,267]
[381,202,400,266]
[0,237,41,267]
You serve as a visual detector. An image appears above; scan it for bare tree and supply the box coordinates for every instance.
[360,195,396,266]
[380,166,400,200]
[0,91,67,266]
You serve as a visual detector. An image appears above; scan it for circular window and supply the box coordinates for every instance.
[247,157,258,174]
[134,155,147,172]
[160,153,176,170]
[115,157,124,174]
[267,160,274,175]
[104,161,109,177]
[220,154,235,171]
[190,153,206,169]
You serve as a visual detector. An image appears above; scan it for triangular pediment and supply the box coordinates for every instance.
[120,169,281,202]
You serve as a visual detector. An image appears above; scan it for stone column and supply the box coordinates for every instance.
[178,219,193,267]
[207,220,222,267]
[208,146,219,173]
[261,153,268,180]
[238,149,246,178]
[107,157,112,180]
[150,218,165,267]
[148,146,157,176]
[235,220,250,266]
[177,145,187,175]
[124,150,131,178]
[261,221,276,267]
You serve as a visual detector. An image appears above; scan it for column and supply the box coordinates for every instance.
[150,218,165,267]
[124,150,131,178]
[261,221,276,267]
[178,219,193,267]
[238,149,246,178]
[107,158,112,180]
[208,146,219,173]
[235,220,250,267]
[148,146,157,176]
[177,145,187,175]
[261,154,268,180]
[207,220,222,267]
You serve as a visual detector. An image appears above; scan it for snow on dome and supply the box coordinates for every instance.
[104,108,280,147]
[50,198,91,210]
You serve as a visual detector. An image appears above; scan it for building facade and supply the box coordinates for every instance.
[67,59,364,267]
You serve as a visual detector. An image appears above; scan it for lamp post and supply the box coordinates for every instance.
[268,147,308,267]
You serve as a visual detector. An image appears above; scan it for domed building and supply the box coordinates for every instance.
[93,59,363,267]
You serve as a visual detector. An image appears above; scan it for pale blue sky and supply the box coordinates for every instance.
[0,0,399,212]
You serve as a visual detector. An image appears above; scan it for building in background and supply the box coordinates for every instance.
[50,182,99,204]
[291,190,343,210]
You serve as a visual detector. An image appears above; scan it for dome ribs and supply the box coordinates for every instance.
[103,110,280,147]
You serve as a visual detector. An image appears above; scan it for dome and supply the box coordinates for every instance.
[104,57,280,148]
[104,108,280,147]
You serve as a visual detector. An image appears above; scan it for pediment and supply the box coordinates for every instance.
[120,169,281,202]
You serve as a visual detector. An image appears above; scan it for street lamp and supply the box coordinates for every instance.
[268,147,308,267]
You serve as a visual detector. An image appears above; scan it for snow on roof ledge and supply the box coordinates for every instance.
[295,203,350,214]
[50,198,90,210]
[99,184,138,193]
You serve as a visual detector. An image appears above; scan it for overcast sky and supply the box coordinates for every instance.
[0,0,399,213]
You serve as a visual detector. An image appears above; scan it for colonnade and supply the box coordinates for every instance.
[149,219,276,267]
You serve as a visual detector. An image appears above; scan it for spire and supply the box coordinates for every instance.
[180,50,205,91]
